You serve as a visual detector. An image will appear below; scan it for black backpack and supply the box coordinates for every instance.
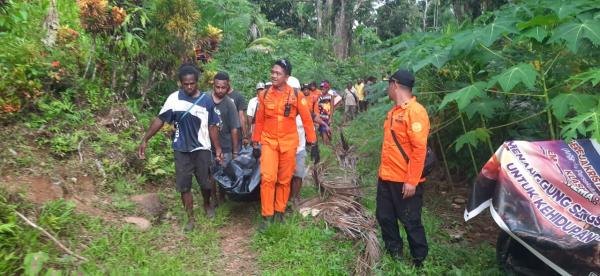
[390,129,437,177]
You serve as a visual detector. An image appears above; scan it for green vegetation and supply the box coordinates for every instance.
[1,0,598,274]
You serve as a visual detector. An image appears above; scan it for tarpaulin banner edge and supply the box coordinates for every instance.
[489,205,571,276]
[464,199,492,222]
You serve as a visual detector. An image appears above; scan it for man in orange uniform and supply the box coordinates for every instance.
[376,69,430,267]
[252,59,317,228]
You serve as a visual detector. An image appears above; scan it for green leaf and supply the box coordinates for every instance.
[451,30,481,55]
[550,4,579,19]
[413,48,450,71]
[479,18,518,46]
[463,97,505,119]
[154,168,166,175]
[569,68,600,89]
[491,63,538,91]
[561,104,600,141]
[548,19,600,53]
[454,128,491,152]
[23,252,49,276]
[551,93,599,121]
[517,15,559,29]
[438,82,486,111]
[523,27,548,42]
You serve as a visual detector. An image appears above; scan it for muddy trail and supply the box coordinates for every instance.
[217,202,260,275]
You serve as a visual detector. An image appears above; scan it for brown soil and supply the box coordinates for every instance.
[424,182,499,245]
[0,174,115,221]
[218,202,260,276]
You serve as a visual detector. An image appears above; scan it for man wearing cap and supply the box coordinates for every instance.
[252,59,317,229]
[376,69,430,267]
[138,64,222,232]
[247,82,265,136]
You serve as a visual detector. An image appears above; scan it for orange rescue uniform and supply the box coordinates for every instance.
[379,96,430,186]
[252,84,317,216]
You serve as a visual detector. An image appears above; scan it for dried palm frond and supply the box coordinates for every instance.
[301,132,381,275]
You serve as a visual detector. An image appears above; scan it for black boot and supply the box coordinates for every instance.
[259,216,274,232]
[274,212,285,223]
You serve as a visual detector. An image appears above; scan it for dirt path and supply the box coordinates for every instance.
[218,202,260,276]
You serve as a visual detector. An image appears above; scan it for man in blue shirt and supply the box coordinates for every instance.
[138,64,222,232]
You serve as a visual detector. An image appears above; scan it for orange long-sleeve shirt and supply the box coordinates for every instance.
[252,84,317,149]
[379,97,430,186]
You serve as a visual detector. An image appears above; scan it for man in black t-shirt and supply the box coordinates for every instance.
[210,72,241,205]
[226,76,248,147]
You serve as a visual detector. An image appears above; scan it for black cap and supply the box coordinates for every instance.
[214,71,229,81]
[389,69,415,88]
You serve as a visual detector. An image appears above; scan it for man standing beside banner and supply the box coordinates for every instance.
[376,69,430,267]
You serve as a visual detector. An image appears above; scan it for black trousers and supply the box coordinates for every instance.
[376,179,428,262]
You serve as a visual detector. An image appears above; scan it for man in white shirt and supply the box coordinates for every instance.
[247,82,264,137]
[287,77,309,206]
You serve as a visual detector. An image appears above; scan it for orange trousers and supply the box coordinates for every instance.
[260,144,296,216]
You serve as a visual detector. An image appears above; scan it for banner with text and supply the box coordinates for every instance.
[465,140,600,275]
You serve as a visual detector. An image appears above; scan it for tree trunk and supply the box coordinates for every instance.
[325,0,334,35]
[453,0,464,23]
[333,0,349,59]
[470,0,482,20]
[316,0,323,36]
[42,0,59,47]
[423,0,430,31]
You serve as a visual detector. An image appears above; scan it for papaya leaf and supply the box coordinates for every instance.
[548,19,600,53]
[523,26,548,42]
[561,104,600,141]
[491,63,538,91]
[451,30,481,55]
[551,93,598,121]
[517,15,559,29]
[464,97,505,119]
[479,18,518,47]
[24,251,49,276]
[568,68,600,89]
[550,4,579,19]
[413,48,450,71]
[454,128,491,152]
[438,82,486,111]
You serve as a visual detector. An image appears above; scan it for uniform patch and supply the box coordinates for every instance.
[412,122,423,132]
[301,98,307,106]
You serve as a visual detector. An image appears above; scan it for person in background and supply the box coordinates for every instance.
[376,69,430,267]
[209,71,241,206]
[138,64,222,232]
[247,82,265,136]
[251,59,316,229]
[365,76,377,111]
[343,82,358,123]
[318,80,335,145]
[355,79,366,112]
[287,77,308,206]
[265,81,272,91]
[225,76,249,147]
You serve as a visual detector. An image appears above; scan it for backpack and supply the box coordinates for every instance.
[390,129,437,178]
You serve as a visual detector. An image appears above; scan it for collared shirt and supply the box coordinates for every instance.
[379,96,430,185]
[251,84,317,150]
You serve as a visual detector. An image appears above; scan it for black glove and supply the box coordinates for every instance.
[310,143,320,163]
[252,147,261,159]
